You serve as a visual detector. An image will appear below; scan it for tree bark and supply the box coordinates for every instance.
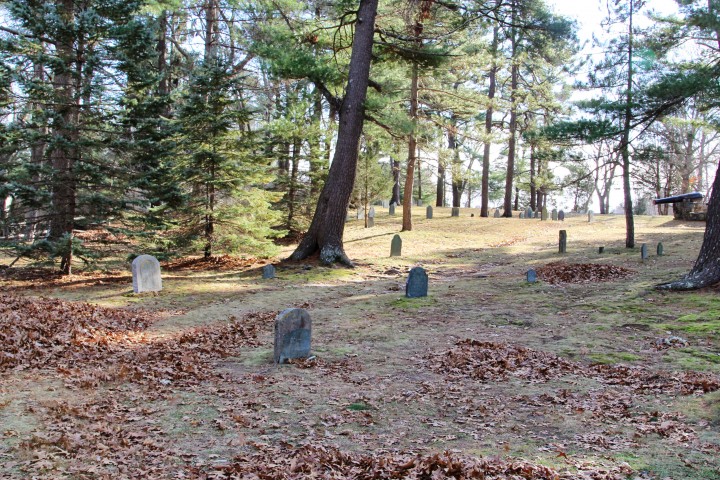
[289,0,378,265]
[402,59,419,232]
[481,26,498,218]
[621,0,635,248]
[503,4,518,218]
[391,158,401,205]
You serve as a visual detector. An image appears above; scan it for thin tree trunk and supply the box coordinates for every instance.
[391,158,401,205]
[529,143,536,210]
[402,59,419,232]
[622,0,635,248]
[503,4,518,218]
[481,26,498,218]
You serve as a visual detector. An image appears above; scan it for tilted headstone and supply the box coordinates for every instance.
[558,210,565,221]
[559,230,567,254]
[274,308,311,364]
[551,208,558,221]
[641,243,648,261]
[426,205,433,219]
[588,210,594,222]
[389,203,396,215]
[525,206,533,219]
[541,207,548,221]
[657,242,664,256]
[406,267,428,298]
[527,269,537,283]
[451,207,460,217]
[262,264,276,279]
[390,234,402,257]
[132,255,162,293]
[494,209,500,218]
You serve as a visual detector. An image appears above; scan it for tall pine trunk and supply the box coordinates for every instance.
[402,60,419,232]
[503,4,518,218]
[481,26,498,218]
[621,0,635,248]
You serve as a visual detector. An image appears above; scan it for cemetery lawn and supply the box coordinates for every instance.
[2,209,720,478]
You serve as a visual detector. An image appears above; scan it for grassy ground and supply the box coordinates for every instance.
[1,208,719,478]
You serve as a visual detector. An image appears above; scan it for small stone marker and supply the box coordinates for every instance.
[382,200,389,208]
[541,207,548,221]
[525,206,533,219]
[559,230,567,254]
[274,308,311,364]
[132,255,162,293]
[262,264,276,279]
[588,210,594,222]
[598,246,605,254]
[558,210,565,221]
[426,205,433,219]
[406,267,428,298]
[417,199,423,206]
[389,203,396,215]
[451,207,460,217]
[657,242,664,256]
[494,209,500,218]
[534,210,539,219]
[356,207,364,220]
[519,212,525,219]
[390,234,402,257]
[527,268,537,283]
[368,207,375,227]
[641,243,648,261]
[551,208,558,221]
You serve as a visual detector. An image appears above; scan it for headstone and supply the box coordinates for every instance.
[494,209,500,218]
[526,269,537,283]
[390,234,402,257]
[369,206,375,218]
[416,199,423,206]
[426,205,433,219]
[558,210,565,221]
[525,206,533,219]
[405,267,428,298]
[588,210,594,222]
[534,210,539,219]
[551,208,558,221]
[451,207,460,217]
[356,207,364,220]
[641,243,648,261]
[541,207,548,221]
[657,242,664,256]
[262,264,276,279]
[559,230,567,254]
[367,217,374,227]
[389,203,396,215]
[598,246,605,254]
[519,212,525,219]
[382,200,389,208]
[273,308,311,364]
[132,255,162,293]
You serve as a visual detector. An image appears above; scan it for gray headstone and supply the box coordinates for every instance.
[588,210,594,222]
[368,206,375,218]
[416,199,423,206]
[389,203,396,216]
[262,264,276,279]
[390,234,402,257]
[494,209,500,218]
[357,207,364,220]
[405,267,428,298]
[525,207,533,219]
[382,200,389,208]
[451,207,460,217]
[519,212,525,219]
[641,243,648,260]
[132,255,162,293]
[274,308,311,364]
[527,269,537,283]
[559,230,567,254]
[551,208,558,221]
[426,205,433,219]
[598,246,605,254]
[367,217,374,227]
[534,210,539,219]
[541,207,548,221]
[657,242,664,256]
[558,210,565,221]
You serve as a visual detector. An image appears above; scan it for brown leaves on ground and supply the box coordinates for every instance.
[0,294,273,387]
[535,262,633,285]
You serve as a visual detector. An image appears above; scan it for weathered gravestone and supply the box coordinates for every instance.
[519,212,525,219]
[132,255,162,293]
[598,246,605,254]
[559,230,567,254]
[368,207,375,227]
[382,200,389,208]
[390,234,402,257]
[416,199,423,206]
[558,210,565,221]
[274,308,311,364]
[657,242,664,256]
[357,207,364,220]
[527,269,537,283]
[262,264,276,279]
[551,208,558,221]
[588,210,594,222]
[406,267,428,298]
[494,209,500,218]
[525,206,533,219]
[451,207,460,217]
[426,205,433,219]
[541,207,548,221]
[641,243,648,261]
[389,203,396,215]
[534,210,539,219]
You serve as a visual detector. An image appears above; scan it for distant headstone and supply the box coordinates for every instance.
[367,217,374,227]
[390,234,402,257]
[417,199,423,206]
[451,207,460,217]
[541,207,548,221]
[551,208,558,221]
[527,269,537,283]
[389,203,396,215]
[525,206,533,219]
[406,267,428,298]
[494,209,500,218]
[426,205,433,219]
[369,206,375,218]
[274,308,311,364]
[132,255,162,293]
[657,242,664,256]
[559,230,567,254]
[588,210,594,222]
[534,210,539,219]
[519,212,525,219]
[262,264,276,279]
[357,207,364,220]
[382,200,389,208]
[598,246,605,254]
[558,210,565,221]
[641,243,648,261]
